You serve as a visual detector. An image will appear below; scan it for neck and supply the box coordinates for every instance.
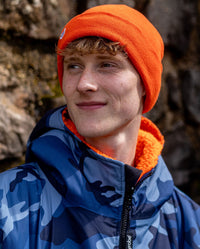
[85,117,142,165]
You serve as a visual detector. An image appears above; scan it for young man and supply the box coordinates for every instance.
[0,4,200,249]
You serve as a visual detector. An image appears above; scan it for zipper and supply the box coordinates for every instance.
[119,185,135,249]
[119,164,142,249]
[118,166,155,249]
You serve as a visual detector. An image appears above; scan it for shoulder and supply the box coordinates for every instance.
[0,162,45,190]
[170,186,200,246]
[0,163,46,213]
[172,186,200,217]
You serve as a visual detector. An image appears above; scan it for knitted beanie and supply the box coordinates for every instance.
[57,4,164,113]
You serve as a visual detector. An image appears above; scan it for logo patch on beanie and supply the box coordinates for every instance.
[60,28,66,40]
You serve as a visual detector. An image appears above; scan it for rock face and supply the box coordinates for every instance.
[0,0,76,39]
[0,0,200,202]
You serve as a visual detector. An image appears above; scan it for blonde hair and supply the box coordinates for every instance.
[56,36,127,57]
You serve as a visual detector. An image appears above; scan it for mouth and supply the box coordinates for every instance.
[76,101,106,110]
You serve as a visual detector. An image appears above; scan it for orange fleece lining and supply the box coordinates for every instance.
[62,108,164,179]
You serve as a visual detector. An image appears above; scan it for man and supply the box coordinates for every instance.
[0,4,200,249]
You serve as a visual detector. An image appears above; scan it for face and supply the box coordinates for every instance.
[62,52,145,142]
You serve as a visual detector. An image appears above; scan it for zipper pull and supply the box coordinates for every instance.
[126,232,134,249]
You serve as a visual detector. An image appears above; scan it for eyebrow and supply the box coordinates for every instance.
[63,56,82,63]
[95,54,120,61]
[96,54,128,65]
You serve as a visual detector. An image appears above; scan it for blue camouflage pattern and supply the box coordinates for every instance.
[0,106,200,249]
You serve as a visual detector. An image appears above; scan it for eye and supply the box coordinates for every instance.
[102,62,112,67]
[100,62,117,69]
[67,63,81,69]
[64,62,83,74]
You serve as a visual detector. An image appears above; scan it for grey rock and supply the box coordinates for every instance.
[162,125,196,186]
[146,0,197,56]
[180,69,200,124]
[0,92,35,160]
[87,0,135,8]
[0,0,76,39]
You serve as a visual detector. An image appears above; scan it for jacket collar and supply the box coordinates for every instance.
[62,107,165,179]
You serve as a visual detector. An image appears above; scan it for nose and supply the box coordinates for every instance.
[76,68,98,93]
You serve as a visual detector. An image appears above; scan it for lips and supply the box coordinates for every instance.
[76,101,106,110]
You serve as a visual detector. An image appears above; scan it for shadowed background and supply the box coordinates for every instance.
[0,0,200,203]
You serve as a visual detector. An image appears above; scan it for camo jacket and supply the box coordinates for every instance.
[0,106,200,249]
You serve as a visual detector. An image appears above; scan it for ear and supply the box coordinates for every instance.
[141,82,146,97]
[141,83,146,108]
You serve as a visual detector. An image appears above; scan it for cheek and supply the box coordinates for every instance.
[118,79,144,110]
[115,79,141,101]
[62,77,74,98]
[62,85,70,101]
[62,71,73,89]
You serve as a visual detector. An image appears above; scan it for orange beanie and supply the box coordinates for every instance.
[57,4,164,113]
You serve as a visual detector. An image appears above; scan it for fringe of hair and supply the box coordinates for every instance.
[56,36,127,57]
